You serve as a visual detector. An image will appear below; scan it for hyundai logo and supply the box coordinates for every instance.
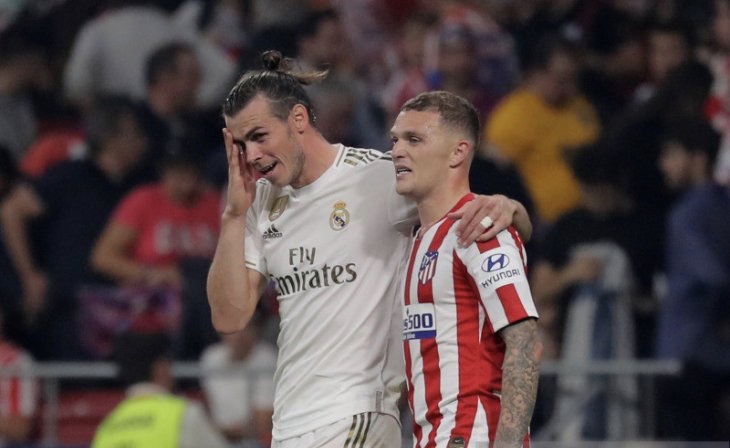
[482,253,510,272]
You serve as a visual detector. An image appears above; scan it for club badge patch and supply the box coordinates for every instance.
[418,250,439,284]
[329,201,350,231]
[269,196,289,221]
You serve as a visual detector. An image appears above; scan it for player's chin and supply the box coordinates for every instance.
[395,182,410,197]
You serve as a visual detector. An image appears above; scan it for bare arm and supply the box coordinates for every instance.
[207,213,266,333]
[92,219,185,288]
[207,128,266,334]
[0,184,48,318]
[494,318,542,448]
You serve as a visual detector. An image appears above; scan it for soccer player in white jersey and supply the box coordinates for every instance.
[207,51,533,448]
[390,91,542,448]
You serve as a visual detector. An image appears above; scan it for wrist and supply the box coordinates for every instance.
[222,208,247,222]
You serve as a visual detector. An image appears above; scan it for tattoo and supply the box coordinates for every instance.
[494,318,542,447]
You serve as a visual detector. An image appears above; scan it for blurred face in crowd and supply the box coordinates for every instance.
[538,51,581,106]
[438,36,478,87]
[713,0,730,52]
[225,95,306,188]
[169,49,202,111]
[300,16,348,68]
[649,31,689,83]
[659,141,696,190]
[162,163,204,206]
[107,112,148,173]
[399,17,431,69]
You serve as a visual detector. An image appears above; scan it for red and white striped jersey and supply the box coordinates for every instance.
[400,194,538,448]
[0,341,37,421]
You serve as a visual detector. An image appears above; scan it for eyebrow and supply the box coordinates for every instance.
[244,126,263,141]
[393,130,422,139]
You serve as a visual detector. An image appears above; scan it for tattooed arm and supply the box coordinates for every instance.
[494,318,543,448]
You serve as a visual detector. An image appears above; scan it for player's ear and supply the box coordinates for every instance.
[449,140,471,168]
[290,104,308,133]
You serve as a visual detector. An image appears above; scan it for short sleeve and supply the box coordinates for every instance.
[244,203,267,276]
[457,228,538,332]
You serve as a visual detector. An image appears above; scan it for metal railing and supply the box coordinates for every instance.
[0,359,683,446]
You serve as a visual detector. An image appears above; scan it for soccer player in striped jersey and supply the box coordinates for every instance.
[391,91,542,448]
[207,51,533,448]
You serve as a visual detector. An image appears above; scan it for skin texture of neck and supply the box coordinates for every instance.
[416,175,471,233]
[291,131,338,189]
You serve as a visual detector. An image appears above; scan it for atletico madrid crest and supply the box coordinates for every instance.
[418,250,439,284]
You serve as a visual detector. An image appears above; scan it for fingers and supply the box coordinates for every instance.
[451,194,522,246]
[452,196,495,246]
[223,128,239,170]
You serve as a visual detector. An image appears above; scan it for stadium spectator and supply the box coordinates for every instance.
[655,117,730,440]
[633,20,694,103]
[0,96,148,360]
[200,306,276,445]
[295,8,388,150]
[91,150,220,347]
[0,22,50,161]
[485,35,601,225]
[0,308,38,444]
[92,150,220,289]
[91,331,227,448]
[63,0,235,111]
[134,41,220,183]
[531,145,660,439]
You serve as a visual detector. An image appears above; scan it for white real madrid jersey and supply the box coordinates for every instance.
[401,194,538,448]
[244,144,415,441]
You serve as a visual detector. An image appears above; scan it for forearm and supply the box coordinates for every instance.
[92,251,148,284]
[495,320,542,447]
[207,213,257,333]
[511,200,532,242]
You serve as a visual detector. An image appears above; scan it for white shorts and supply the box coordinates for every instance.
[272,412,401,448]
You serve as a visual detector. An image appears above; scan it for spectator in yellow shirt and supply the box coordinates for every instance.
[485,35,600,224]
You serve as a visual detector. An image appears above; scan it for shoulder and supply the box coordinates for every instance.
[40,160,89,180]
[670,185,724,224]
[120,184,161,205]
[335,146,392,169]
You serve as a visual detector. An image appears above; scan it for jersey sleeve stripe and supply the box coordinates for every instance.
[496,283,530,324]
[506,226,526,269]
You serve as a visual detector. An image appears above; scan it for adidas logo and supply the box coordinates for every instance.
[263,224,283,240]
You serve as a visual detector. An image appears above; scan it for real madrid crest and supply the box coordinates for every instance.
[268,196,289,221]
[329,200,350,231]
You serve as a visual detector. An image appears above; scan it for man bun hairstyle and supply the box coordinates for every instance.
[223,50,328,123]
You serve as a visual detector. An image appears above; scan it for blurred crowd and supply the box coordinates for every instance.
[0,0,728,444]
